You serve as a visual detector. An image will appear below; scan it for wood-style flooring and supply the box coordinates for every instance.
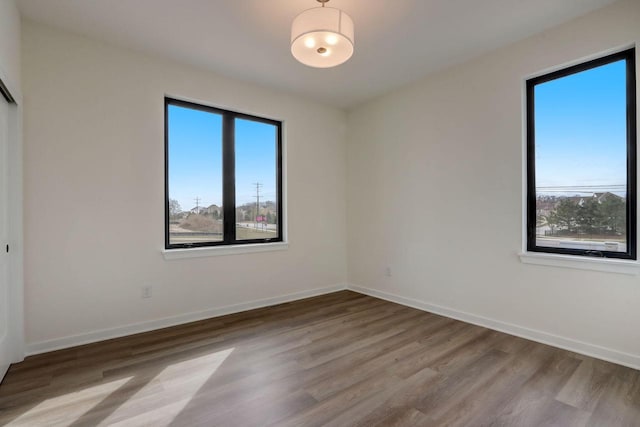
[1,291,639,426]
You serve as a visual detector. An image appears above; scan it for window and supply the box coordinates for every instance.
[165,98,283,249]
[526,48,636,259]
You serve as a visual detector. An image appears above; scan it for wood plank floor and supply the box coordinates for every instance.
[1,291,639,426]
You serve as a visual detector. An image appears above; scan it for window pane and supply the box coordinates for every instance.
[234,118,279,241]
[534,60,628,253]
[167,104,223,245]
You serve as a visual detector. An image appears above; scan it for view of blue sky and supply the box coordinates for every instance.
[534,59,627,196]
[168,104,277,212]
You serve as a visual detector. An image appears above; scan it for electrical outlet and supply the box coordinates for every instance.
[142,286,153,299]
[384,267,392,277]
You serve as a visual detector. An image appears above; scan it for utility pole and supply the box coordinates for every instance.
[253,183,262,229]
[194,196,201,214]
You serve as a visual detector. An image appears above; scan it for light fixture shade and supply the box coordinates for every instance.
[291,7,354,68]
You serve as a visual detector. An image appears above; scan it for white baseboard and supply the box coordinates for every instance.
[26,283,348,356]
[26,282,640,371]
[347,284,640,371]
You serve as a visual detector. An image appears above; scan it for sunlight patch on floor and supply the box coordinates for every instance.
[98,348,234,427]
[6,377,134,426]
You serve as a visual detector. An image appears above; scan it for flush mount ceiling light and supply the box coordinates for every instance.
[291,0,354,68]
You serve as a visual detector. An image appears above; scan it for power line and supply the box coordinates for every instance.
[253,182,262,228]
[536,185,625,189]
[536,184,626,194]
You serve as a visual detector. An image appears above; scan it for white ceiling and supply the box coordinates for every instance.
[17,0,617,109]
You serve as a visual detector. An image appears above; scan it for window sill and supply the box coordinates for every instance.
[162,242,288,260]
[518,251,639,275]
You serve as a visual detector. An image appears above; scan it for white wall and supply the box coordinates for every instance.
[22,21,347,350]
[20,0,640,368]
[0,0,21,91]
[347,0,640,367]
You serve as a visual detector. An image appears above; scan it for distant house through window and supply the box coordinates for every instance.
[526,48,637,259]
[165,98,283,249]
